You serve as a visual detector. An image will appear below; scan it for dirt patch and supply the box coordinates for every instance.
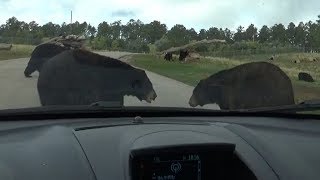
[119,54,134,63]
[294,84,320,103]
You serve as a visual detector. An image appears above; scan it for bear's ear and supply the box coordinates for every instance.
[132,80,142,89]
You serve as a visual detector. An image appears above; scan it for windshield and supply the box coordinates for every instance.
[0,0,319,113]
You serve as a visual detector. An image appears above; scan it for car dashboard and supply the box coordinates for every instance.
[0,115,319,180]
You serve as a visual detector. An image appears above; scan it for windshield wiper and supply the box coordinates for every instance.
[238,99,320,113]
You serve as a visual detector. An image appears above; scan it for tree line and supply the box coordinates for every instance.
[1,16,320,54]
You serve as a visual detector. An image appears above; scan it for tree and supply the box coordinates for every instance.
[294,22,306,47]
[234,26,245,41]
[42,22,60,37]
[28,21,43,43]
[258,25,270,43]
[60,22,72,35]
[245,24,257,41]
[125,38,149,53]
[305,21,320,51]
[121,22,130,40]
[15,21,29,38]
[154,35,172,51]
[219,28,226,39]
[87,24,96,39]
[142,20,167,43]
[122,19,143,41]
[224,28,233,43]
[71,21,88,36]
[0,24,5,35]
[95,21,114,49]
[111,39,120,50]
[286,22,296,45]
[207,27,223,39]
[110,20,122,40]
[270,23,287,44]
[3,17,21,37]
[187,28,198,41]
[97,21,112,39]
[91,36,109,50]
[198,29,207,40]
[2,14,320,53]
[167,24,189,46]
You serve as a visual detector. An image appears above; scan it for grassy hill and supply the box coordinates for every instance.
[0,44,35,60]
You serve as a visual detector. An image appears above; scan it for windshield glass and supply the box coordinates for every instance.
[0,0,319,113]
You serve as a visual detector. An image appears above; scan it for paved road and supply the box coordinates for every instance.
[0,52,219,110]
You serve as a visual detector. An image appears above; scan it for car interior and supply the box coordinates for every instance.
[0,109,319,180]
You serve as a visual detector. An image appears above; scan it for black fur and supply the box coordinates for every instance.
[190,62,295,110]
[37,50,156,106]
[24,43,69,77]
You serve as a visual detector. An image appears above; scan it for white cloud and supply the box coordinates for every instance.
[0,0,319,31]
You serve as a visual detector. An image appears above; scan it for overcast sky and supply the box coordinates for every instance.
[0,0,319,31]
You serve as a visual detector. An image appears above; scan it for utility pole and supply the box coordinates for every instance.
[70,10,73,34]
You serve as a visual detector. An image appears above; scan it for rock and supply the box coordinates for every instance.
[298,72,315,82]
[269,56,274,60]
[45,34,86,49]
[0,43,12,50]
[189,53,201,59]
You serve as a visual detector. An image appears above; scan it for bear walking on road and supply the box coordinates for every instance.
[37,49,157,106]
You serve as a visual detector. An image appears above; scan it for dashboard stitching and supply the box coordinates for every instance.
[72,129,98,180]
[130,129,215,147]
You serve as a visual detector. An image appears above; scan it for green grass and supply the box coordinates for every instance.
[130,53,320,104]
[0,44,35,60]
[148,44,157,54]
[131,54,239,85]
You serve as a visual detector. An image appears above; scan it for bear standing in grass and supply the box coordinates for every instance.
[189,62,295,110]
